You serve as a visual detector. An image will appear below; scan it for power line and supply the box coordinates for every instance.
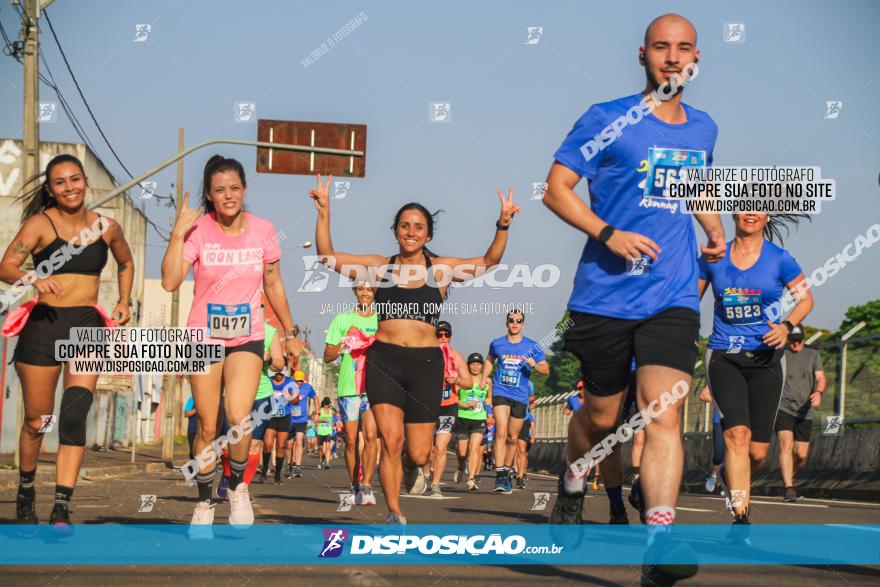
[42,10,136,180]
[41,9,172,241]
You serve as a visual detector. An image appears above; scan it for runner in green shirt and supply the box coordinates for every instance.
[316,398,336,469]
[324,283,379,505]
[452,353,493,491]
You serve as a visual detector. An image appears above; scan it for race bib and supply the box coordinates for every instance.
[207,303,251,339]
[291,404,302,418]
[722,293,763,325]
[643,147,707,199]
[270,393,287,417]
[499,358,522,387]
[441,385,453,402]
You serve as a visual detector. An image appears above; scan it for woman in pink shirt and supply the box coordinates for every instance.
[162,155,303,535]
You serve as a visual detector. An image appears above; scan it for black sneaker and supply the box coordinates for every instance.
[293,466,303,478]
[629,478,646,523]
[783,486,798,502]
[640,533,698,587]
[549,469,585,524]
[16,495,38,524]
[49,503,74,535]
[609,505,629,525]
[516,475,526,490]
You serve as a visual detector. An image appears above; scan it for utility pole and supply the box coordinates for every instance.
[162,128,184,463]
[21,0,43,185]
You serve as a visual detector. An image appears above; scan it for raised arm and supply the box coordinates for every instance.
[433,188,519,282]
[308,174,386,281]
[161,191,199,292]
[105,216,135,325]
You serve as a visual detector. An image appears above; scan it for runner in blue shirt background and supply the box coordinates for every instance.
[285,371,317,479]
[481,310,549,494]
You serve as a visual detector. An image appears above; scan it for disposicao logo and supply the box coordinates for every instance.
[319,528,348,558]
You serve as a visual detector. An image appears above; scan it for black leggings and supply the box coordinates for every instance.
[364,339,444,424]
[706,349,785,443]
[711,420,725,466]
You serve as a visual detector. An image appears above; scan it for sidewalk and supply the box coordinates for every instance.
[0,443,190,486]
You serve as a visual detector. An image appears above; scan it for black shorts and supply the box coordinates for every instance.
[518,423,533,443]
[266,414,291,433]
[289,421,308,435]
[774,411,812,442]
[706,349,785,443]
[453,418,486,440]
[492,395,527,419]
[364,339,444,424]
[209,339,264,365]
[317,434,332,445]
[13,304,105,367]
[436,403,457,434]
[564,307,700,397]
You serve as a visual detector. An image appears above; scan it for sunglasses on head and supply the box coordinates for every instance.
[508,318,523,324]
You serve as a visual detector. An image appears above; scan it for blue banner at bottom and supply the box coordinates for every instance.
[0,524,877,565]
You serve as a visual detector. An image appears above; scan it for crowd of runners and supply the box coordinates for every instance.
[0,11,832,587]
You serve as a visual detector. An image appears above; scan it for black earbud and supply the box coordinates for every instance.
[639,53,646,64]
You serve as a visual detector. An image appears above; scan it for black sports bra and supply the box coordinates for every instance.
[374,253,443,327]
[31,213,109,277]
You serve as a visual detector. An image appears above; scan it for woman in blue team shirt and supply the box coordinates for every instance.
[699,213,812,529]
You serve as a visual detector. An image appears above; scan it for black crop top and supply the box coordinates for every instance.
[374,253,444,327]
[31,213,109,277]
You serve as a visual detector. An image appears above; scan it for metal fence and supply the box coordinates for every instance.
[533,333,880,440]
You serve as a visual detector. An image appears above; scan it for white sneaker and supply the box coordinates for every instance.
[403,462,427,495]
[228,483,254,527]
[385,512,407,524]
[704,474,718,493]
[453,469,463,484]
[188,500,215,540]
[361,486,377,505]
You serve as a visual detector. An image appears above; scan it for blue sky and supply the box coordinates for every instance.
[1,0,878,354]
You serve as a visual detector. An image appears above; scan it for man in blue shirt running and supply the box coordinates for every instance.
[481,310,550,494]
[543,13,725,586]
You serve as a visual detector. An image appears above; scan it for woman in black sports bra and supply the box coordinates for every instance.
[308,175,518,524]
[0,154,134,528]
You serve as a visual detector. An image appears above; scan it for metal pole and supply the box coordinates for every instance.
[162,128,185,463]
[839,342,847,421]
[22,0,40,190]
[88,139,364,211]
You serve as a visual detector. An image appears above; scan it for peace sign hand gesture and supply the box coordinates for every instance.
[309,174,334,215]
[172,191,203,238]
[497,188,520,228]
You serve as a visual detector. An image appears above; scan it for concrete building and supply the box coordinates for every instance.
[0,139,149,454]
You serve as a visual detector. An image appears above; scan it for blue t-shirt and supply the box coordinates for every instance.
[554,94,718,319]
[566,394,584,413]
[270,377,299,417]
[289,382,316,424]
[184,396,197,434]
[488,336,547,404]
[699,240,802,351]
[485,425,495,445]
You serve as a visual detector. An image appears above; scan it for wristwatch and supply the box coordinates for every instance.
[283,325,301,339]
[782,320,795,332]
[598,225,615,243]
[495,221,510,231]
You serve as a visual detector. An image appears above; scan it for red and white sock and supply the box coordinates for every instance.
[645,505,675,546]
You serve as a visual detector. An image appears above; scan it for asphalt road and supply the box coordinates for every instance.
[1,450,878,586]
